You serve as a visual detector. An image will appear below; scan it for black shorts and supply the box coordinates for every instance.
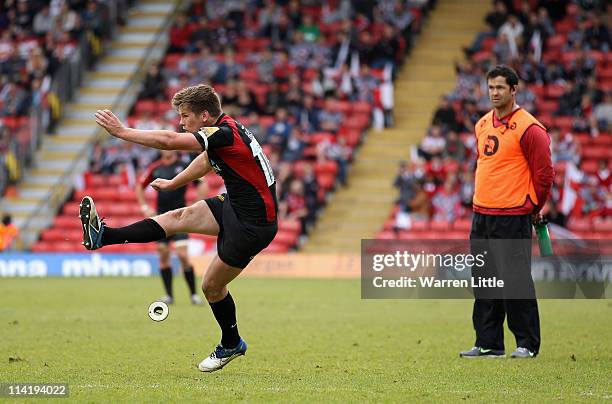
[205,194,278,269]
[157,233,189,246]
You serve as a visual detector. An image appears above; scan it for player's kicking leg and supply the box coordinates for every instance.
[197,255,246,372]
[79,197,219,250]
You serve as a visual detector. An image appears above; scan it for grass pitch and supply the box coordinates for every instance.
[1,277,611,402]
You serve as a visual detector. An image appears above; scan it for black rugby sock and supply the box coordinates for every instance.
[183,266,196,295]
[102,218,166,245]
[209,292,240,348]
[160,266,173,298]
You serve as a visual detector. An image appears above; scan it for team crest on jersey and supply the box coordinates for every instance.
[198,127,220,137]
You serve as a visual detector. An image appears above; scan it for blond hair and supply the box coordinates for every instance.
[171,84,221,116]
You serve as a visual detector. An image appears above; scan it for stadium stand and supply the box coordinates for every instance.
[0,0,118,197]
[34,0,435,253]
[379,0,611,242]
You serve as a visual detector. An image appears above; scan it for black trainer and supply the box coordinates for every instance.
[459,346,505,358]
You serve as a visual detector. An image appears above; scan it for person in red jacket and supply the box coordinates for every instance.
[460,65,554,359]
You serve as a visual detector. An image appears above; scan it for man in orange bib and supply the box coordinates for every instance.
[459,65,554,359]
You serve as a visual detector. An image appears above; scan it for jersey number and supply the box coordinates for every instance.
[244,126,275,186]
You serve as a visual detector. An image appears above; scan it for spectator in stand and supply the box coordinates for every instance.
[432,176,461,222]
[311,68,337,99]
[464,1,508,55]
[318,96,344,133]
[246,111,266,144]
[515,80,536,113]
[321,136,350,186]
[283,73,305,115]
[418,124,446,160]
[58,2,81,38]
[394,161,417,212]
[427,155,447,185]
[1,82,29,116]
[287,0,303,29]
[596,159,611,189]
[585,13,610,51]
[299,14,321,43]
[444,131,466,162]
[81,0,104,38]
[280,178,309,235]
[140,63,167,100]
[498,14,524,56]
[191,45,219,83]
[591,92,612,135]
[219,80,239,115]
[235,80,259,115]
[557,80,582,116]
[459,98,481,132]
[322,0,352,25]
[0,214,18,251]
[432,95,458,132]
[214,48,242,84]
[301,162,320,228]
[168,14,192,53]
[259,2,282,38]
[263,81,286,116]
[459,171,474,209]
[33,5,53,36]
[275,160,294,202]
[257,47,275,84]
[266,107,292,152]
[551,129,580,164]
[283,127,306,162]
[190,17,216,52]
[372,24,401,70]
[296,94,320,132]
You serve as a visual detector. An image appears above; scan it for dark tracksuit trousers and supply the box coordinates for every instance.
[470,212,541,354]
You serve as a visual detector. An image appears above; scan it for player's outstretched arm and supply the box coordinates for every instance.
[151,152,213,192]
[95,109,202,152]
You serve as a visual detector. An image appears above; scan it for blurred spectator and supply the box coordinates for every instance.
[551,129,580,164]
[591,92,612,134]
[283,127,306,162]
[444,131,466,162]
[394,161,417,211]
[418,125,446,160]
[298,14,321,43]
[140,63,166,100]
[431,96,458,132]
[235,80,258,115]
[246,112,266,144]
[557,80,582,116]
[585,14,610,51]
[0,214,18,251]
[263,81,286,116]
[318,97,344,133]
[280,179,309,234]
[296,94,320,132]
[266,108,292,151]
[168,14,192,53]
[432,177,461,222]
[515,80,536,113]
[33,5,53,36]
[301,162,320,226]
[214,48,241,84]
[320,136,350,186]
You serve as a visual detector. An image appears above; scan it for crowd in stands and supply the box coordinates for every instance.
[385,0,611,240]
[0,0,116,196]
[90,0,434,244]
